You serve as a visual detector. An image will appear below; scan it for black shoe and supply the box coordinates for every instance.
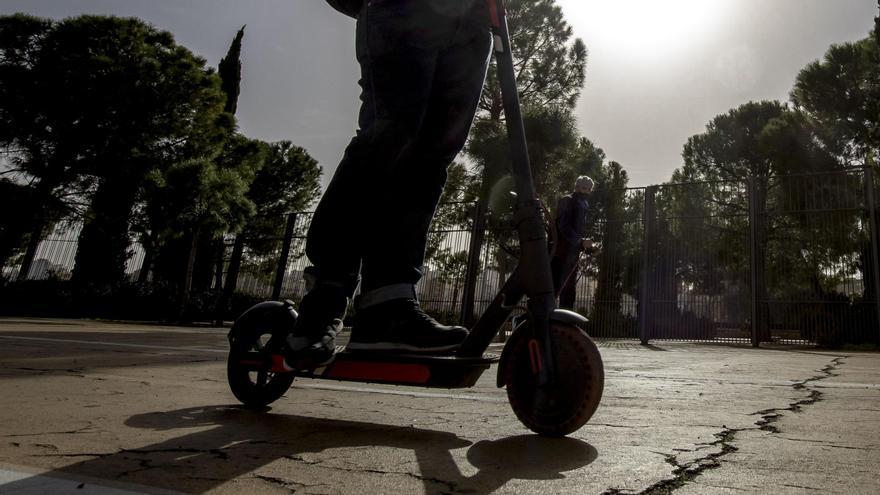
[348,298,469,354]
[284,284,348,368]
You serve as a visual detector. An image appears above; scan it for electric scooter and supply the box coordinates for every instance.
[226,0,604,437]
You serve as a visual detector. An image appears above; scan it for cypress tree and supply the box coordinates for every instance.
[210,25,248,309]
[218,25,245,115]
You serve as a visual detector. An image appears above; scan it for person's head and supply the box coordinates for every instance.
[575,175,594,195]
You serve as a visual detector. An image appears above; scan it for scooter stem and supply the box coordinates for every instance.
[486,0,557,383]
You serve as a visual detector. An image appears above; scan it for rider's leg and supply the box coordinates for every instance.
[289,1,489,363]
[350,5,492,353]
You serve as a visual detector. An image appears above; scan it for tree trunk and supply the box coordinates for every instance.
[179,226,200,318]
[16,221,44,281]
[71,177,139,289]
[16,180,56,281]
[214,234,246,324]
[191,232,220,292]
[213,239,226,290]
[137,239,154,284]
[225,235,245,295]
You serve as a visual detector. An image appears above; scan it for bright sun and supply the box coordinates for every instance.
[559,0,730,60]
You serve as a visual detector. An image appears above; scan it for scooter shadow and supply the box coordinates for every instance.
[21,404,598,493]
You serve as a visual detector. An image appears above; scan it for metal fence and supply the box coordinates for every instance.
[1,222,146,282]
[5,168,879,346]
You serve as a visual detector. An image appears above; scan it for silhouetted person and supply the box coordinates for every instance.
[287,0,492,367]
[551,176,594,310]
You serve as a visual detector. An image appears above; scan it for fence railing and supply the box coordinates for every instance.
[4,168,879,346]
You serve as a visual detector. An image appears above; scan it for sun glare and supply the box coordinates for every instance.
[560,0,729,61]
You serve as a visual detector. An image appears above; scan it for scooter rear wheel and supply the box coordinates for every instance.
[227,326,294,408]
[503,322,604,437]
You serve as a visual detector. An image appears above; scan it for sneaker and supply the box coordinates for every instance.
[284,284,348,368]
[347,298,469,354]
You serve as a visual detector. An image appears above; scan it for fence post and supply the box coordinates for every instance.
[460,201,486,327]
[638,186,656,345]
[748,177,762,347]
[272,213,297,301]
[864,168,880,343]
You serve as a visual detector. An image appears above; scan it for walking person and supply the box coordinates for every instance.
[551,176,594,310]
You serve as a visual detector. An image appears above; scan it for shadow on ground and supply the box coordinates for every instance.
[5,405,598,493]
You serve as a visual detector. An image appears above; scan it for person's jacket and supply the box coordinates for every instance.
[553,193,589,258]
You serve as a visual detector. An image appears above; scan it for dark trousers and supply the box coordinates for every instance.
[552,252,579,310]
[306,0,492,300]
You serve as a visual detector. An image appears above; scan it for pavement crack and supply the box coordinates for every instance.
[3,425,97,437]
[601,428,740,495]
[781,438,877,451]
[125,447,231,460]
[254,474,306,494]
[602,356,847,495]
[780,483,823,491]
[37,452,115,458]
[751,357,845,433]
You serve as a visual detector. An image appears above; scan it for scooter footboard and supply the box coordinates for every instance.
[300,351,500,389]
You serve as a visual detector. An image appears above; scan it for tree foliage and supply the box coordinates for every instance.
[791,35,880,167]
[0,14,235,288]
[217,139,322,312]
[142,134,263,285]
[467,105,580,203]
[463,0,589,205]
[0,14,82,279]
[478,0,587,121]
[0,179,59,272]
[666,97,863,337]
[243,140,322,251]
[681,101,788,182]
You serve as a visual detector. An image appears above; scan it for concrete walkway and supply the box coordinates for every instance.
[0,318,877,494]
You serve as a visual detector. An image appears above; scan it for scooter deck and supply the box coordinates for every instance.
[261,348,499,389]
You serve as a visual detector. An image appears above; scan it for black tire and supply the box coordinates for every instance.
[227,325,295,408]
[503,322,604,437]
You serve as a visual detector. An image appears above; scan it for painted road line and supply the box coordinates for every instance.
[0,335,226,354]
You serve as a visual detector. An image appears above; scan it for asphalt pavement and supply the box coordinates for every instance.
[0,318,878,494]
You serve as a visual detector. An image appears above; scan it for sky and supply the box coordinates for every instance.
[1,0,877,188]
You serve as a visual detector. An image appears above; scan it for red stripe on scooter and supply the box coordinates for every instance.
[327,362,431,384]
[271,354,292,373]
[528,339,543,374]
[487,0,502,28]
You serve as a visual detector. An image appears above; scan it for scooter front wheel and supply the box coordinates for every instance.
[227,323,295,408]
[503,322,604,437]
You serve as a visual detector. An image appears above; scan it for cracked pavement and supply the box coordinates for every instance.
[0,318,878,494]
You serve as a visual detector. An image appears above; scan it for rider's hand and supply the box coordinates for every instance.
[581,239,593,251]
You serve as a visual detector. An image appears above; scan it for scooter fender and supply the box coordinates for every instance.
[228,300,298,346]
[496,309,589,388]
